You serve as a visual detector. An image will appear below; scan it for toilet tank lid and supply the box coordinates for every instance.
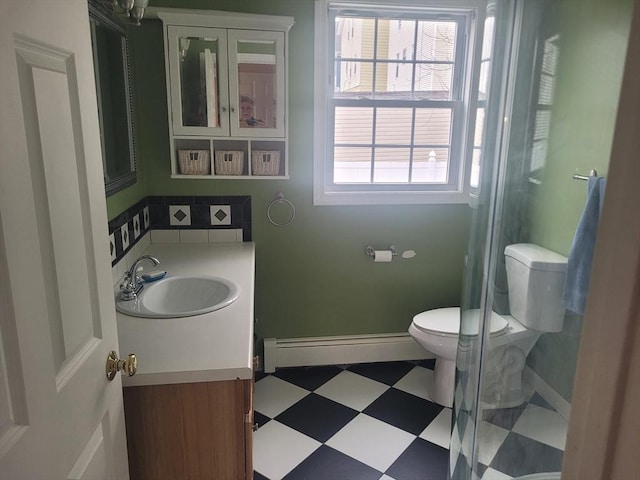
[504,243,567,272]
[413,307,508,335]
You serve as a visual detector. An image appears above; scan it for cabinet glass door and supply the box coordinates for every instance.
[228,30,286,138]
[167,26,229,136]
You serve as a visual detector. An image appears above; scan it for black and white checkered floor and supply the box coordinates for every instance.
[252,361,567,480]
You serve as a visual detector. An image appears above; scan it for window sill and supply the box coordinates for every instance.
[313,188,470,206]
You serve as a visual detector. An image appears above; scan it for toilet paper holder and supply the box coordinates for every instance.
[365,244,398,259]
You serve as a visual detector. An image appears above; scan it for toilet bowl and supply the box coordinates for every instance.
[409,307,509,407]
[409,243,568,408]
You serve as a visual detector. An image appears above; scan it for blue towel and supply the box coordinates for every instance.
[562,176,606,315]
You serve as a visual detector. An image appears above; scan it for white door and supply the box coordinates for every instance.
[0,1,130,479]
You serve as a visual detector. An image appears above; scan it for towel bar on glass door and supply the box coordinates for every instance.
[572,169,598,181]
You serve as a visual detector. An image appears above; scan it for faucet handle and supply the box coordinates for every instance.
[119,271,132,289]
[119,255,160,301]
[119,273,135,293]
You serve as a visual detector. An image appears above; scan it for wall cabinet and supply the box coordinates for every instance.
[157,9,294,179]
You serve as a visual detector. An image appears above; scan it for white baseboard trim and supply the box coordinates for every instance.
[523,366,572,421]
[263,333,432,373]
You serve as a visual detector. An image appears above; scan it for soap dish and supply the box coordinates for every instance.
[142,271,167,282]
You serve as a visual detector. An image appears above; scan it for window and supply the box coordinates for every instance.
[314,0,484,205]
[470,12,495,190]
[530,34,560,178]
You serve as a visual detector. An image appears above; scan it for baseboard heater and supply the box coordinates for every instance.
[263,333,432,373]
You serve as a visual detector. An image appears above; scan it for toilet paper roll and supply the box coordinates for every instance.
[374,250,393,262]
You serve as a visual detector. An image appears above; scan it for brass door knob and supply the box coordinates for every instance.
[106,351,138,381]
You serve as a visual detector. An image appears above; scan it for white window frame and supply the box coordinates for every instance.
[313,0,486,206]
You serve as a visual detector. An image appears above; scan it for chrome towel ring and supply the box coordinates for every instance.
[267,192,296,227]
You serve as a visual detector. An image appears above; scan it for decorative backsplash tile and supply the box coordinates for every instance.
[211,205,231,225]
[121,222,130,251]
[109,198,148,267]
[108,195,251,266]
[133,214,141,239]
[169,205,191,226]
[109,232,116,262]
[143,206,150,229]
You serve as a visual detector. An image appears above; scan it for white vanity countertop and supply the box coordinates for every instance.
[116,242,255,387]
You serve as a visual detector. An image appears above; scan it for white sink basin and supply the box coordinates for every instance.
[116,275,240,318]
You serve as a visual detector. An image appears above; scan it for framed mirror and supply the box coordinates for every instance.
[88,0,136,196]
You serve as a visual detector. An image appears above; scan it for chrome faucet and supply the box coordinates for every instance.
[120,255,160,301]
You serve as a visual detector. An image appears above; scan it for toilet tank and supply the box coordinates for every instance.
[504,243,568,332]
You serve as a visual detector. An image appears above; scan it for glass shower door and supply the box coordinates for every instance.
[450,0,634,478]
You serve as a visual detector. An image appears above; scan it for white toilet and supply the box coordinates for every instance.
[409,243,568,408]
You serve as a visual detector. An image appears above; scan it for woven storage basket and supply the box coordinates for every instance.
[178,150,210,175]
[251,151,281,176]
[214,150,244,175]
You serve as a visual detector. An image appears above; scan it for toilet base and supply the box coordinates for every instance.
[411,315,543,410]
[432,357,455,408]
[481,345,528,408]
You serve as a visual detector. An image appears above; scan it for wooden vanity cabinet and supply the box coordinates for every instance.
[123,375,255,480]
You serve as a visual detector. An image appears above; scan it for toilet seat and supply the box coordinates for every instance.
[413,307,460,336]
[412,307,508,337]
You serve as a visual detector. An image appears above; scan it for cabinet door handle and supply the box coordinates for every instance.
[221,106,227,112]
[230,106,236,113]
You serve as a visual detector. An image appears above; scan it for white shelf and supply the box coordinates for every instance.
[170,174,290,180]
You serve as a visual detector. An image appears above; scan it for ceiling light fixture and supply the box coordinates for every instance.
[111,0,149,26]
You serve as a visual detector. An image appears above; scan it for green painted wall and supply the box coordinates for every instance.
[528,0,632,253]
[106,180,146,220]
[526,0,633,401]
[125,0,471,341]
